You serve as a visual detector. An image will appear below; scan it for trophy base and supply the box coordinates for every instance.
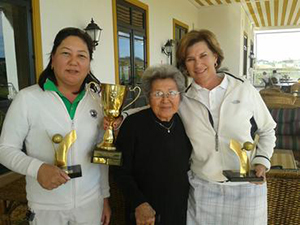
[97,143,116,151]
[92,149,122,166]
[60,165,82,179]
[223,170,264,182]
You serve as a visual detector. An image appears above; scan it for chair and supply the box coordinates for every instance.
[0,171,127,225]
[0,175,27,225]
[291,83,300,97]
[262,78,271,88]
[267,170,300,225]
[260,91,297,109]
[269,108,300,161]
[270,77,279,85]
[109,170,126,225]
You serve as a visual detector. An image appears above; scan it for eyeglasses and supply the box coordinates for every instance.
[151,90,180,99]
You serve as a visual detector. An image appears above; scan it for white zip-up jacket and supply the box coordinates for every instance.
[179,73,276,182]
[0,84,109,210]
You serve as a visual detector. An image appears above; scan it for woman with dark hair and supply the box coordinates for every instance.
[0,27,111,225]
[38,27,98,92]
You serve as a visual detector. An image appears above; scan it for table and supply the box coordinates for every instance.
[275,83,295,93]
[270,149,297,170]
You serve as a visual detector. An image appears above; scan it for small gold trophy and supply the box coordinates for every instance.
[52,130,82,178]
[87,82,141,166]
[223,134,263,182]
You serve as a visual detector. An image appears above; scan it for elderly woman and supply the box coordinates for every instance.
[114,64,192,225]
[176,30,276,225]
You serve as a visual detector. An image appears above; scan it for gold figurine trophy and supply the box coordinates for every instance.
[223,134,263,182]
[87,82,141,166]
[52,130,82,178]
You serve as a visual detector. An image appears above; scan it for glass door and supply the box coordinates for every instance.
[0,0,35,174]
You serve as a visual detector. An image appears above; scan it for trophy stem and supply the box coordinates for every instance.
[97,123,116,150]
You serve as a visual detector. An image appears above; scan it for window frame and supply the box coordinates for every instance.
[112,0,149,84]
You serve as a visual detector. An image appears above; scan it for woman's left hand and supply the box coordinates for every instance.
[103,116,123,130]
[252,164,267,185]
[101,198,111,225]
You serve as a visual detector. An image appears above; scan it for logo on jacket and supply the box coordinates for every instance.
[90,109,98,118]
[232,100,240,104]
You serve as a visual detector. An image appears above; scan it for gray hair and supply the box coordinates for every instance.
[142,64,185,101]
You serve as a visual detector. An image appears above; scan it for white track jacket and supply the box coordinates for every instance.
[179,73,276,182]
[0,85,109,210]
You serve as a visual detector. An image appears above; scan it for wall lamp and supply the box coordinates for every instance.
[161,39,174,64]
[84,18,102,49]
[249,53,255,59]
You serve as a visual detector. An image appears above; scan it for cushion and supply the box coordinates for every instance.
[276,135,300,153]
[276,122,300,135]
[270,108,300,123]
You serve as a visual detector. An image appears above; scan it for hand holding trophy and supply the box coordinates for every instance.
[223,134,263,182]
[52,130,82,178]
[87,82,141,166]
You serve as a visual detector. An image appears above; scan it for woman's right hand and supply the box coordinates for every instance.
[37,163,70,190]
[135,202,156,225]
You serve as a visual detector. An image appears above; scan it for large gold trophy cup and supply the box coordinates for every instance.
[88,82,141,166]
[223,134,263,182]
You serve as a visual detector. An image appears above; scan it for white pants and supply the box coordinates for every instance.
[187,171,267,225]
[29,198,103,225]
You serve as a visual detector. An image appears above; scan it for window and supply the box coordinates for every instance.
[249,40,254,68]
[243,33,248,76]
[113,0,149,108]
[173,19,188,83]
[173,19,188,44]
[0,0,36,95]
[254,29,300,87]
[173,19,188,65]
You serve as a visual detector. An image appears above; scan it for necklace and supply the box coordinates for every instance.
[154,120,174,133]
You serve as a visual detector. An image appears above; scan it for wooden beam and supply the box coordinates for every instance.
[256,1,265,27]
[247,2,260,27]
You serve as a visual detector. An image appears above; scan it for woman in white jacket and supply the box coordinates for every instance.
[0,27,110,225]
[176,30,276,225]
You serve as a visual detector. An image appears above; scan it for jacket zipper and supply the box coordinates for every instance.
[215,133,219,152]
[206,108,219,152]
[71,120,77,208]
[51,91,78,207]
[184,93,220,152]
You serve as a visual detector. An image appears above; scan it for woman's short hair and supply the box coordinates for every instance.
[142,64,185,101]
[38,27,99,91]
[176,29,224,75]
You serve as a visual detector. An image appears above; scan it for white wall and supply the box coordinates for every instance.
[197,3,253,77]
[39,0,199,83]
[39,0,115,83]
[139,0,199,65]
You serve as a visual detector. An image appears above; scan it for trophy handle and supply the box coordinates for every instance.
[87,81,101,100]
[122,86,142,111]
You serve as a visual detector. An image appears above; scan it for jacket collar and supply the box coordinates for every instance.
[184,73,245,102]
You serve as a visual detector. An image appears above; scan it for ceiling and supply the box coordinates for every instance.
[190,0,300,29]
